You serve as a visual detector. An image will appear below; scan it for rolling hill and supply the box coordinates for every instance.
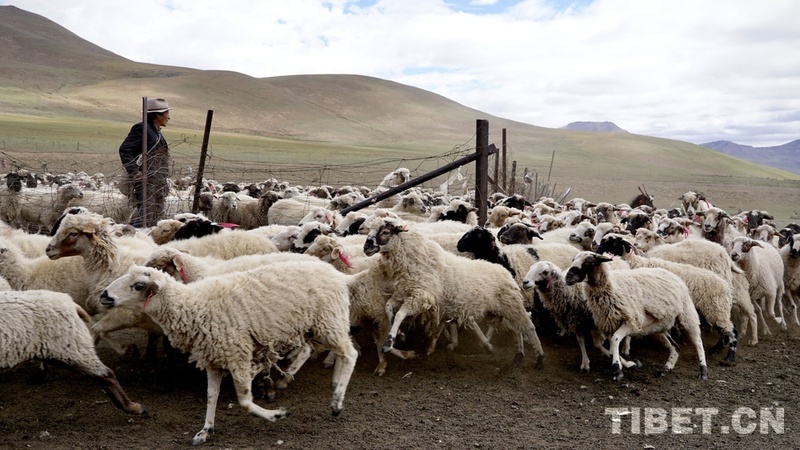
[1,5,798,222]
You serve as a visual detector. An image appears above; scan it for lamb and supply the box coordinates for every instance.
[0,289,143,415]
[597,234,738,362]
[362,215,545,368]
[336,211,368,236]
[430,199,478,225]
[730,236,787,330]
[100,263,359,446]
[522,261,623,372]
[45,212,163,357]
[565,251,708,381]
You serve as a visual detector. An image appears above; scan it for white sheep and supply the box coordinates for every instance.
[100,263,359,446]
[597,233,738,362]
[0,219,52,257]
[166,228,278,259]
[522,261,626,372]
[0,237,94,313]
[267,197,330,226]
[67,187,134,225]
[0,289,143,415]
[16,184,84,233]
[565,251,708,381]
[362,214,545,368]
[45,212,163,357]
[635,227,760,344]
[781,233,800,326]
[730,236,787,330]
[303,234,417,375]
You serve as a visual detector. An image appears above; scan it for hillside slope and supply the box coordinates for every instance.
[1,5,798,215]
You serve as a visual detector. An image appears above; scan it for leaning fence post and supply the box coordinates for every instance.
[191,110,214,214]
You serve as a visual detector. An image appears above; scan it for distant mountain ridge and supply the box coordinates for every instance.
[560,121,628,133]
[701,140,800,175]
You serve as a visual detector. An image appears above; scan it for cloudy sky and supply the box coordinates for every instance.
[5,0,799,147]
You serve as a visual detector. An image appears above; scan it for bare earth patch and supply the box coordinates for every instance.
[1,321,798,449]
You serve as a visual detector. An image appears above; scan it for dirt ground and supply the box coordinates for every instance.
[1,316,799,449]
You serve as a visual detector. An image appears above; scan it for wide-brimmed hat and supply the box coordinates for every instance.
[146,98,170,113]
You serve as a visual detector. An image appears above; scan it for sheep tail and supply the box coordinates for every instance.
[75,304,94,326]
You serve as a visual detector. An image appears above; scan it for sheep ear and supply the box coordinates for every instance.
[143,281,159,298]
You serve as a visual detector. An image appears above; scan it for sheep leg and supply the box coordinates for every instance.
[373,322,416,376]
[681,321,710,380]
[192,368,224,446]
[90,308,140,355]
[275,343,312,390]
[590,330,632,367]
[72,357,144,415]
[620,335,631,357]
[608,324,638,382]
[752,299,771,336]
[382,306,412,353]
[521,322,545,369]
[426,322,448,355]
[444,322,459,352]
[653,332,680,377]
[230,368,289,423]
[466,318,494,353]
[734,294,758,345]
[784,291,800,326]
[329,341,358,416]
[576,333,590,372]
[764,292,786,330]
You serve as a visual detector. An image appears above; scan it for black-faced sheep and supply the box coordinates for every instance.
[362,215,545,368]
[565,251,708,382]
[597,234,738,362]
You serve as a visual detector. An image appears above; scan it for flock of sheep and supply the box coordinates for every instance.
[2,167,800,446]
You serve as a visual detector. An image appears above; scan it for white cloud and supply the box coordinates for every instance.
[3,0,799,146]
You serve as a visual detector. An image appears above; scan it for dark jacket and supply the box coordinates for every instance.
[119,121,168,175]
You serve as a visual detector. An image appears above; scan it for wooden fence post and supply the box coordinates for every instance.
[475,119,489,225]
[191,110,214,214]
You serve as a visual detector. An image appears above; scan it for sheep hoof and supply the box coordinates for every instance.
[332,407,342,417]
[382,336,395,353]
[611,363,623,382]
[373,367,386,377]
[580,366,590,373]
[534,354,544,369]
[513,352,524,366]
[446,343,457,352]
[700,365,708,380]
[191,427,213,446]
[657,367,671,378]
[633,360,643,369]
